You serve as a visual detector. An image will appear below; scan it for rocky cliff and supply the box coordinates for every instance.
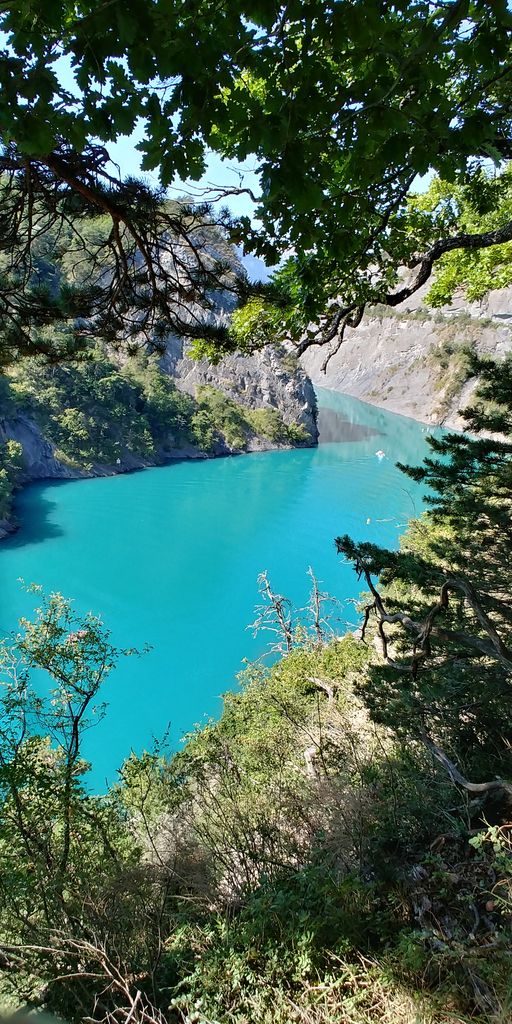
[163,340,317,443]
[301,284,512,429]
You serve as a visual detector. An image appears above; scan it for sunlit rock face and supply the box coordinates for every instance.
[301,284,512,430]
[157,252,318,447]
[161,337,318,448]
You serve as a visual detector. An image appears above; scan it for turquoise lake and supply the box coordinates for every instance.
[0,390,437,787]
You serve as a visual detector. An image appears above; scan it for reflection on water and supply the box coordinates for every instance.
[317,406,381,443]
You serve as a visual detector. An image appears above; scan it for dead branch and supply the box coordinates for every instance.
[421,731,512,797]
[249,571,295,654]
[350,547,512,677]
[307,676,336,702]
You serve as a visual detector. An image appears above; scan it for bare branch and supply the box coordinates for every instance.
[296,218,512,363]
[386,219,512,308]
[421,730,512,796]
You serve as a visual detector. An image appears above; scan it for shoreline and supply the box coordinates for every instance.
[0,433,316,544]
[1,380,468,547]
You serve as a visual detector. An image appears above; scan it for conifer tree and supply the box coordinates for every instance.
[337,354,512,794]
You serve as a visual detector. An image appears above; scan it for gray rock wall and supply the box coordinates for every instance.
[0,413,78,483]
[161,338,317,442]
[301,285,512,429]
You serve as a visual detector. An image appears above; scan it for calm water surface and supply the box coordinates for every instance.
[0,390,437,786]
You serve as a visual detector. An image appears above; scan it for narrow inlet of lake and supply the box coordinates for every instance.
[0,389,438,787]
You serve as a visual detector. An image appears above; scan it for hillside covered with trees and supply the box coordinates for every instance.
[0,344,313,529]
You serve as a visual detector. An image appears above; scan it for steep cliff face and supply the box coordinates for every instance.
[157,251,317,442]
[0,414,78,539]
[0,413,77,483]
[0,408,179,486]
[162,339,317,444]
[301,284,512,429]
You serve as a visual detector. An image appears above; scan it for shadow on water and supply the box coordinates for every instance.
[3,456,247,551]
[6,479,69,548]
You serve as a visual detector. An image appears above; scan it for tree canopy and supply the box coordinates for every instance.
[1,1,512,361]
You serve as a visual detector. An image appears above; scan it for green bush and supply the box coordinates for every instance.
[192,385,249,449]
[1,583,512,1024]
[245,407,288,442]
[191,386,308,451]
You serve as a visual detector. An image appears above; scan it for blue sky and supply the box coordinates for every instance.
[51,53,270,280]
[107,121,261,220]
[105,124,273,281]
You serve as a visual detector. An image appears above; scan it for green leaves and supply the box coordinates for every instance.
[1,0,512,358]
[410,168,512,307]
[115,6,139,45]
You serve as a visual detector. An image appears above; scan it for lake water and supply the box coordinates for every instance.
[0,390,437,787]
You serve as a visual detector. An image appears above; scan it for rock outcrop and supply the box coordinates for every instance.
[301,284,512,429]
[0,414,76,539]
[0,413,79,483]
[162,340,317,445]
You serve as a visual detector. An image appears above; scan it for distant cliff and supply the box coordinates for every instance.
[301,284,512,429]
